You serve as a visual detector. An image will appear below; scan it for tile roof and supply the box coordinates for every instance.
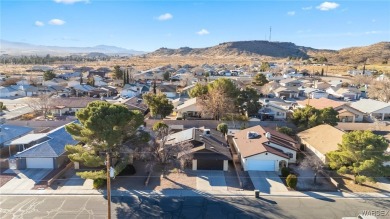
[296,97,346,109]
[0,125,33,146]
[15,122,78,158]
[350,99,390,113]
[297,124,344,155]
[232,125,297,159]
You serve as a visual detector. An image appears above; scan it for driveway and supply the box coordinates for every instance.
[196,170,227,191]
[248,171,288,194]
[0,169,51,191]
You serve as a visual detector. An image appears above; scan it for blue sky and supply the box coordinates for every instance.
[1,0,389,51]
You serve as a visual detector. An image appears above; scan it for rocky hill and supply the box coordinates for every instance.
[148,40,390,64]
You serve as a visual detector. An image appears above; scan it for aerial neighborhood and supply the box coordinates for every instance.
[0,58,389,202]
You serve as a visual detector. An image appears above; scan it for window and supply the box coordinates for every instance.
[286,152,293,158]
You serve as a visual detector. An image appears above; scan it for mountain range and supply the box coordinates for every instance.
[0,40,145,56]
[148,41,390,64]
[1,39,389,64]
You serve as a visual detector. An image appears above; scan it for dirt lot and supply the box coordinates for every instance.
[332,173,390,193]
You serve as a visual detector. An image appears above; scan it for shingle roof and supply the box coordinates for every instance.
[232,125,297,159]
[350,99,390,113]
[297,124,344,155]
[177,98,198,111]
[50,97,100,108]
[0,125,33,146]
[297,98,346,110]
[15,122,78,158]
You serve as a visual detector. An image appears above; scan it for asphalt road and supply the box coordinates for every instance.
[1,195,389,219]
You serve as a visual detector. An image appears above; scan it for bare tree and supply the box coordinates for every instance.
[299,152,324,184]
[351,75,373,86]
[199,85,235,120]
[180,73,194,87]
[368,80,390,102]
[25,94,52,117]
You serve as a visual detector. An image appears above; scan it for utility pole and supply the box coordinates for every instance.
[106,152,111,219]
[269,26,272,42]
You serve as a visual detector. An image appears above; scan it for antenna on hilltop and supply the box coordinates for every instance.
[269,26,272,42]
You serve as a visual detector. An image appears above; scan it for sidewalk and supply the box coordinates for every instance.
[1,187,390,200]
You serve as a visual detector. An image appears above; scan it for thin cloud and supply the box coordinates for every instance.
[35,21,44,27]
[316,2,340,11]
[49,19,66,25]
[157,13,173,21]
[302,6,312,10]
[196,29,210,35]
[53,0,89,4]
[287,11,296,16]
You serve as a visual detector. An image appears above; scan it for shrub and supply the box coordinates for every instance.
[93,178,106,189]
[276,126,294,136]
[21,113,36,120]
[286,174,298,189]
[281,167,290,177]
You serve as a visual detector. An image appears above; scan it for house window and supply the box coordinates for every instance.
[276,112,280,116]
[286,152,293,158]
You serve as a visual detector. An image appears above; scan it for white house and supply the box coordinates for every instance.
[310,90,329,99]
[258,102,288,120]
[158,85,177,98]
[326,87,360,100]
[231,126,298,171]
[93,75,108,87]
[350,99,390,121]
[348,70,372,76]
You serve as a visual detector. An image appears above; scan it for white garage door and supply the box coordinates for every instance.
[26,158,54,169]
[246,160,275,171]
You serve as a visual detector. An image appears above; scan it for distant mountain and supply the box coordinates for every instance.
[148,40,390,64]
[0,40,146,56]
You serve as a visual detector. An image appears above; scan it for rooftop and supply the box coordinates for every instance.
[297,124,344,155]
[297,97,346,110]
[350,99,390,113]
[0,125,33,147]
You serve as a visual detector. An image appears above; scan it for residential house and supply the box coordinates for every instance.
[279,78,302,87]
[0,86,18,97]
[297,124,344,164]
[43,78,67,87]
[313,81,331,90]
[350,99,390,121]
[118,97,149,115]
[93,75,108,87]
[57,72,82,80]
[88,71,106,79]
[16,80,30,86]
[0,125,33,157]
[157,84,177,99]
[165,127,232,171]
[297,98,364,122]
[13,123,78,169]
[49,97,100,116]
[10,85,38,96]
[258,101,288,120]
[230,125,298,171]
[348,69,372,76]
[326,86,361,100]
[176,98,210,119]
[273,86,299,99]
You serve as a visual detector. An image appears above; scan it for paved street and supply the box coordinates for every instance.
[1,195,389,219]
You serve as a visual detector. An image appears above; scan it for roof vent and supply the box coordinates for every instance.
[204,129,211,136]
[265,132,271,139]
[247,131,259,139]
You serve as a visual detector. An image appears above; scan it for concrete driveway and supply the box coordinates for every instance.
[196,170,227,191]
[248,171,288,194]
[0,169,51,192]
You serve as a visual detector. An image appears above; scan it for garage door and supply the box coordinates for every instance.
[26,158,54,169]
[246,160,275,171]
[197,160,223,170]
